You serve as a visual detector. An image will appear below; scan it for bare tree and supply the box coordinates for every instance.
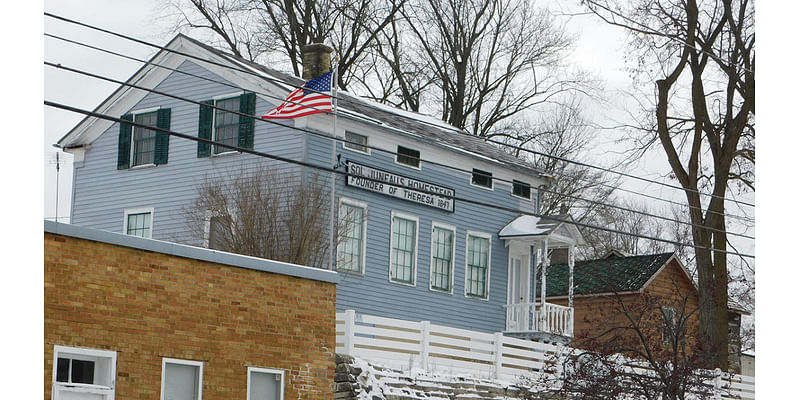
[582,0,755,370]
[165,0,403,90]
[524,283,720,400]
[184,167,355,269]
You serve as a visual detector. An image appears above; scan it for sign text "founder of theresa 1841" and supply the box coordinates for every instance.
[345,161,455,212]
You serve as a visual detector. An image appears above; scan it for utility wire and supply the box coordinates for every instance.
[45,59,755,241]
[41,31,754,226]
[44,11,755,210]
[43,99,755,260]
[43,30,757,226]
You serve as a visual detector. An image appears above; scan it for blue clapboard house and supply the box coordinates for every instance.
[57,35,584,341]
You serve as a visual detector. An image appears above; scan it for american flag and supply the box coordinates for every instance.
[262,71,333,119]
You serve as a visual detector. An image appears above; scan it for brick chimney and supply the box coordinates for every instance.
[302,43,334,80]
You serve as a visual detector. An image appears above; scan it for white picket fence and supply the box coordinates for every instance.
[335,310,755,399]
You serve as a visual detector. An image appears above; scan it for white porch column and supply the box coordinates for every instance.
[568,245,575,308]
[540,239,549,331]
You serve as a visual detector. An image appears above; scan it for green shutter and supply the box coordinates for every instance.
[238,92,256,150]
[197,100,214,157]
[117,114,133,170]
[154,108,171,165]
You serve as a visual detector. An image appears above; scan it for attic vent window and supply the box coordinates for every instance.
[396,146,420,168]
[471,169,493,189]
[512,180,531,199]
[344,131,369,153]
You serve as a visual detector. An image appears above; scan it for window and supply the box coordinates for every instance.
[471,168,493,189]
[247,367,284,400]
[52,346,116,399]
[396,145,421,168]
[197,92,256,157]
[124,207,153,238]
[512,180,531,199]
[390,212,418,284]
[344,131,369,153]
[661,306,677,344]
[161,358,203,400]
[466,232,491,298]
[206,213,230,250]
[118,107,171,169]
[337,200,367,274]
[430,223,455,292]
[213,96,241,154]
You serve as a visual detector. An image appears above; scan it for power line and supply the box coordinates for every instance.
[43,99,755,260]
[41,30,752,225]
[44,59,754,241]
[43,11,755,210]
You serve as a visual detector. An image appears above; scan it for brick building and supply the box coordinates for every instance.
[44,220,338,400]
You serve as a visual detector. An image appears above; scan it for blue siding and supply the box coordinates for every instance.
[305,133,541,333]
[71,60,305,245]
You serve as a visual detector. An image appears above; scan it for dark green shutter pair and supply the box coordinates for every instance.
[197,92,256,157]
[117,108,171,169]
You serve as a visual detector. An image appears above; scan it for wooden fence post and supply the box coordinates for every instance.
[343,309,355,355]
[493,332,504,379]
[421,321,430,371]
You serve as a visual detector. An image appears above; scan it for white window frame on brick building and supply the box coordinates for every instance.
[161,358,203,400]
[247,367,285,400]
[52,345,117,400]
[123,206,154,238]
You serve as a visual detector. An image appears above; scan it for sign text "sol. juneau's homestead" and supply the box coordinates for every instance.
[346,161,455,212]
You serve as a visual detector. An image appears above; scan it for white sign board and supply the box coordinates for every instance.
[346,161,455,212]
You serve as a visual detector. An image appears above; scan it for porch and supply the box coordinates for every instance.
[499,213,584,342]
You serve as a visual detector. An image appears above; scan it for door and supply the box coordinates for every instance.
[507,245,530,331]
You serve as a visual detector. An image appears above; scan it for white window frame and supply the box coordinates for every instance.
[661,306,677,344]
[464,230,492,300]
[52,345,117,400]
[128,106,161,169]
[388,211,419,286]
[511,179,532,200]
[211,91,244,156]
[470,168,494,191]
[123,206,154,239]
[247,367,285,400]
[343,131,370,154]
[429,221,456,294]
[394,145,422,170]
[337,198,368,275]
[161,357,203,400]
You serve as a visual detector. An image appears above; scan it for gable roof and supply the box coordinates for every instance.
[57,34,547,179]
[545,252,676,297]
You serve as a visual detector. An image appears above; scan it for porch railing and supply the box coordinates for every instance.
[505,302,574,337]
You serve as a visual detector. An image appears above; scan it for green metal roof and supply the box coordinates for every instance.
[545,252,675,297]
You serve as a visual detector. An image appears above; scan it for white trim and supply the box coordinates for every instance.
[343,131,370,155]
[429,221,456,294]
[246,367,285,400]
[212,90,244,100]
[389,211,419,286]
[161,358,204,400]
[464,230,492,300]
[337,198,368,276]
[52,345,117,400]
[469,169,494,191]
[123,206,154,238]
[394,145,422,170]
[129,106,162,115]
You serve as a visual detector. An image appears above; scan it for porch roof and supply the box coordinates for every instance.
[498,214,585,246]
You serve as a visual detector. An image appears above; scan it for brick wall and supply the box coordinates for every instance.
[553,258,700,359]
[44,231,336,400]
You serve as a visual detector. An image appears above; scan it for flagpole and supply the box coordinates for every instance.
[328,60,339,271]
